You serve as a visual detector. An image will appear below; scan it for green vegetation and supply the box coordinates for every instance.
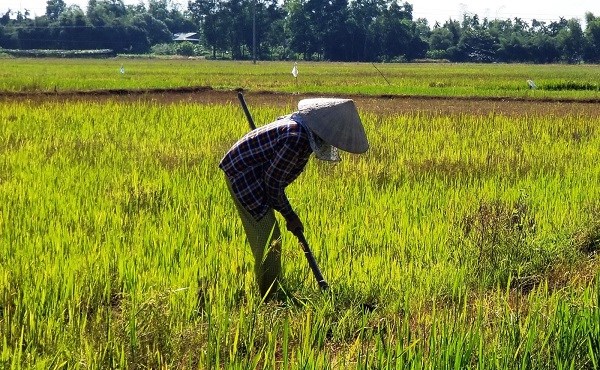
[1,93,599,367]
[0,49,115,58]
[2,59,600,101]
[2,0,600,63]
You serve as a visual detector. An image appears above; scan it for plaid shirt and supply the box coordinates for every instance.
[219,115,312,221]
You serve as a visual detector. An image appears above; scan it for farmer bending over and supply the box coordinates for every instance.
[219,98,369,299]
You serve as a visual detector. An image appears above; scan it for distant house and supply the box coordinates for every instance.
[173,33,199,42]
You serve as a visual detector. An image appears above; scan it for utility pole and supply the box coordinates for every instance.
[252,0,256,64]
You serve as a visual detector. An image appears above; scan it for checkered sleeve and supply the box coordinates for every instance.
[264,140,305,219]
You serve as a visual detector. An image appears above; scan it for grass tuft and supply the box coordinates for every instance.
[460,195,548,290]
[572,221,600,256]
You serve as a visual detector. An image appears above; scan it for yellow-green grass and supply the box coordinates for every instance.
[2,58,600,100]
[0,100,599,368]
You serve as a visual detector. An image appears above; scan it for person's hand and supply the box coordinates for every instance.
[285,213,304,234]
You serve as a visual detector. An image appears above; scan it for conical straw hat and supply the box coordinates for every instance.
[297,98,369,154]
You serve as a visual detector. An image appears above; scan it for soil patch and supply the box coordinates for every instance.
[1,86,599,117]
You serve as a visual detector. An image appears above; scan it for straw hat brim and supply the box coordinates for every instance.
[297,98,369,154]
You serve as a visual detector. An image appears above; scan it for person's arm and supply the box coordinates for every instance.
[264,137,310,232]
[263,141,303,218]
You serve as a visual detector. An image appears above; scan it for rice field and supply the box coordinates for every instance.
[1,58,600,100]
[0,60,599,369]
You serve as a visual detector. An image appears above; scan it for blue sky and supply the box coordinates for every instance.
[3,0,598,26]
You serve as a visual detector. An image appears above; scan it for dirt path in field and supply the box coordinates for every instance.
[2,86,600,117]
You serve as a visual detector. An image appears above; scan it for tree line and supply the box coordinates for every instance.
[1,0,599,63]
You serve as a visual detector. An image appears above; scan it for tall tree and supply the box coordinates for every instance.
[56,5,91,49]
[347,0,384,61]
[528,30,560,63]
[456,28,498,62]
[130,13,172,45]
[428,25,454,59]
[0,10,11,26]
[379,1,424,60]
[318,0,350,60]
[584,12,600,62]
[558,18,585,63]
[87,0,126,26]
[46,0,67,20]
[285,0,319,59]
[189,0,231,58]
[262,0,287,59]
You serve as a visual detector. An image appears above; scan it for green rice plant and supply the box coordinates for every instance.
[0,99,599,368]
[1,59,600,100]
[544,81,600,91]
